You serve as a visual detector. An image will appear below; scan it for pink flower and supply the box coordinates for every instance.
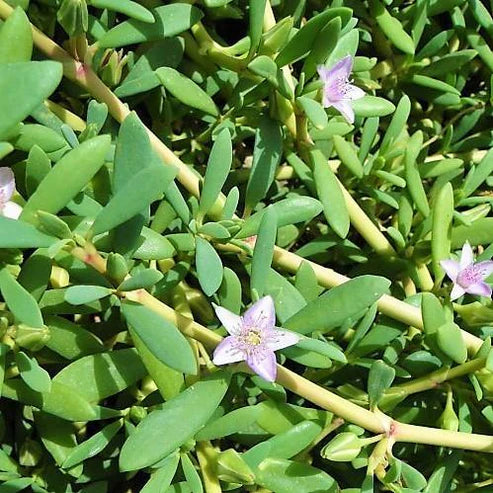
[212,296,300,382]
[440,242,493,301]
[0,168,21,220]
[317,55,365,124]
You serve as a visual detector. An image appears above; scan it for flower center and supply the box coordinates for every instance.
[336,76,351,96]
[457,265,482,288]
[245,330,262,346]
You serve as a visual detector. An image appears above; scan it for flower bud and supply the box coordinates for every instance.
[158,258,176,274]
[57,0,88,37]
[216,449,255,485]
[129,406,147,424]
[321,432,362,462]
[15,324,50,352]
[97,49,128,88]
[477,370,493,394]
[438,392,459,432]
[438,406,459,432]
[0,315,10,338]
[107,253,129,286]
[50,266,70,289]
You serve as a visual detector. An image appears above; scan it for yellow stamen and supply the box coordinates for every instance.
[245,330,262,346]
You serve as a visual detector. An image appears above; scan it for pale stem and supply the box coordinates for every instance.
[387,358,486,396]
[395,422,493,452]
[44,100,87,131]
[218,241,482,352]
[402,276,417,297]
[414,263,435,291]
[455,478,493,493]
[336,177,396,257]
[0,0,484,381]
[234,165,294,183]
[271,245,424,330]
[196,442,222,493]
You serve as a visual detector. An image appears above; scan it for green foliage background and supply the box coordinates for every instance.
[1,0,493,492]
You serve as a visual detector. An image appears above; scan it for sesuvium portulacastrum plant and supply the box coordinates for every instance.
[4,0,493,491]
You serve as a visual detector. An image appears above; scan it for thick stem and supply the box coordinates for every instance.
[387,358,486,396]
[196,442,222,493]
[395,422,493,452]
[0,0,483,371]
[336,177,396,257]
[126,291,493,452]
[44,100,87,131]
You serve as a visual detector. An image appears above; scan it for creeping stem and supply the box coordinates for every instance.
[386,357,487,397]
[0,0,482,349]
[3,0,491,451]
[71,246,493,453]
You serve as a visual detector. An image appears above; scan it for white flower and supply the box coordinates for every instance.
[318,55,365,124]
[212,296,300,382]
[441,242,493,300]
[0,168,22,220]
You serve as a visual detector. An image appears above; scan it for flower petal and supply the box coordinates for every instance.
[450,283,466,301]
[246,349,277,382]
[317,65,332,83]
[0,167,15,204]
[243,296,276,332]
[466,281,492,298]
[476,261,493,280]
[213,336,245,365]
[322,87,338,107]
[440,259,460,282]
[1,201,22,220]
[212,303,242,335]
[460,242,474,269]
[266,328,301,351]
[332,100,355,124]
[347,84,365,101]
[326,55,353,81]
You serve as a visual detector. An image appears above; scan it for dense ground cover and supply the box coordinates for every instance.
[1,0,493,491]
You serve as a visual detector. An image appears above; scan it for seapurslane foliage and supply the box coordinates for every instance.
[2,0,493,491]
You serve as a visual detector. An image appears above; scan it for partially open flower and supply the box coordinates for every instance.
[317,56,365,124]
[212,296,300,382]
[0,168,22,220]
[440,242,493,300]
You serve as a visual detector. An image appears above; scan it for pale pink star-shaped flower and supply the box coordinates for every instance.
[440,242,493,301]
[317,55,365,124]
[0,168,21,220]
[212,295,300,382]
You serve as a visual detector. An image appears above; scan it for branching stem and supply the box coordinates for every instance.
[4,0,491,453]
[71,244,493,453]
